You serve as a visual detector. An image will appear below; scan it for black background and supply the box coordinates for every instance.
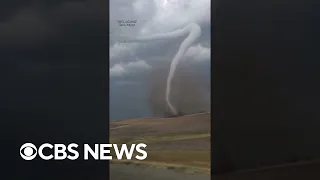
[1,0,109,179]
[212,0,320,173]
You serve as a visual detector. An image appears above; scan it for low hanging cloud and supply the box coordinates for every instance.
[110,43,139,60]
[110,60,151,77]
[110,43,210,77]
[184,44,210,63]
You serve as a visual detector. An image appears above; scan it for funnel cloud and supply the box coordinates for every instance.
[147,62,210,117]
[110,0,210,120]
[117,23,202,116]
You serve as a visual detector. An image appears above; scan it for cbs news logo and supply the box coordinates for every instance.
[20,142,148,161]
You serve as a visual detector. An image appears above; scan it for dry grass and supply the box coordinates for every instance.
[145,151,210,168]
[110,113,211,174]
[111,159,211,174]
[110,113,210,137]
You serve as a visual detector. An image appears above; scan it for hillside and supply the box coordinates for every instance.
[110,113,211,173]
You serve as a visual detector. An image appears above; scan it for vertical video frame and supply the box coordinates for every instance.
[109,0,211,179]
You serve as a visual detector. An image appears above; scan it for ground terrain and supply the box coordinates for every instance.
[109,113,320,180]
[110,113,211,175]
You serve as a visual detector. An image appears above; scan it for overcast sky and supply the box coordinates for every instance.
[109,0,211,120]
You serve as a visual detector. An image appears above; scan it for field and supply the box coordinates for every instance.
[110,113,211,174]
[110,112,320,179]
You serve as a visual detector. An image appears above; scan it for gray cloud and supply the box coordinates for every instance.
[110,0,211,117]
[110,59,151,77]
[110,0,211,76]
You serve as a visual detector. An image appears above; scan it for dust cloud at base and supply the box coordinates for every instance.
[146,62,210,117]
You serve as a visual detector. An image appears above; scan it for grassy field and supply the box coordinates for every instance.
[110,113,211,174]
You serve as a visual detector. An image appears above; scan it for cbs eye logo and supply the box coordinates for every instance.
[20,143,37,160]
